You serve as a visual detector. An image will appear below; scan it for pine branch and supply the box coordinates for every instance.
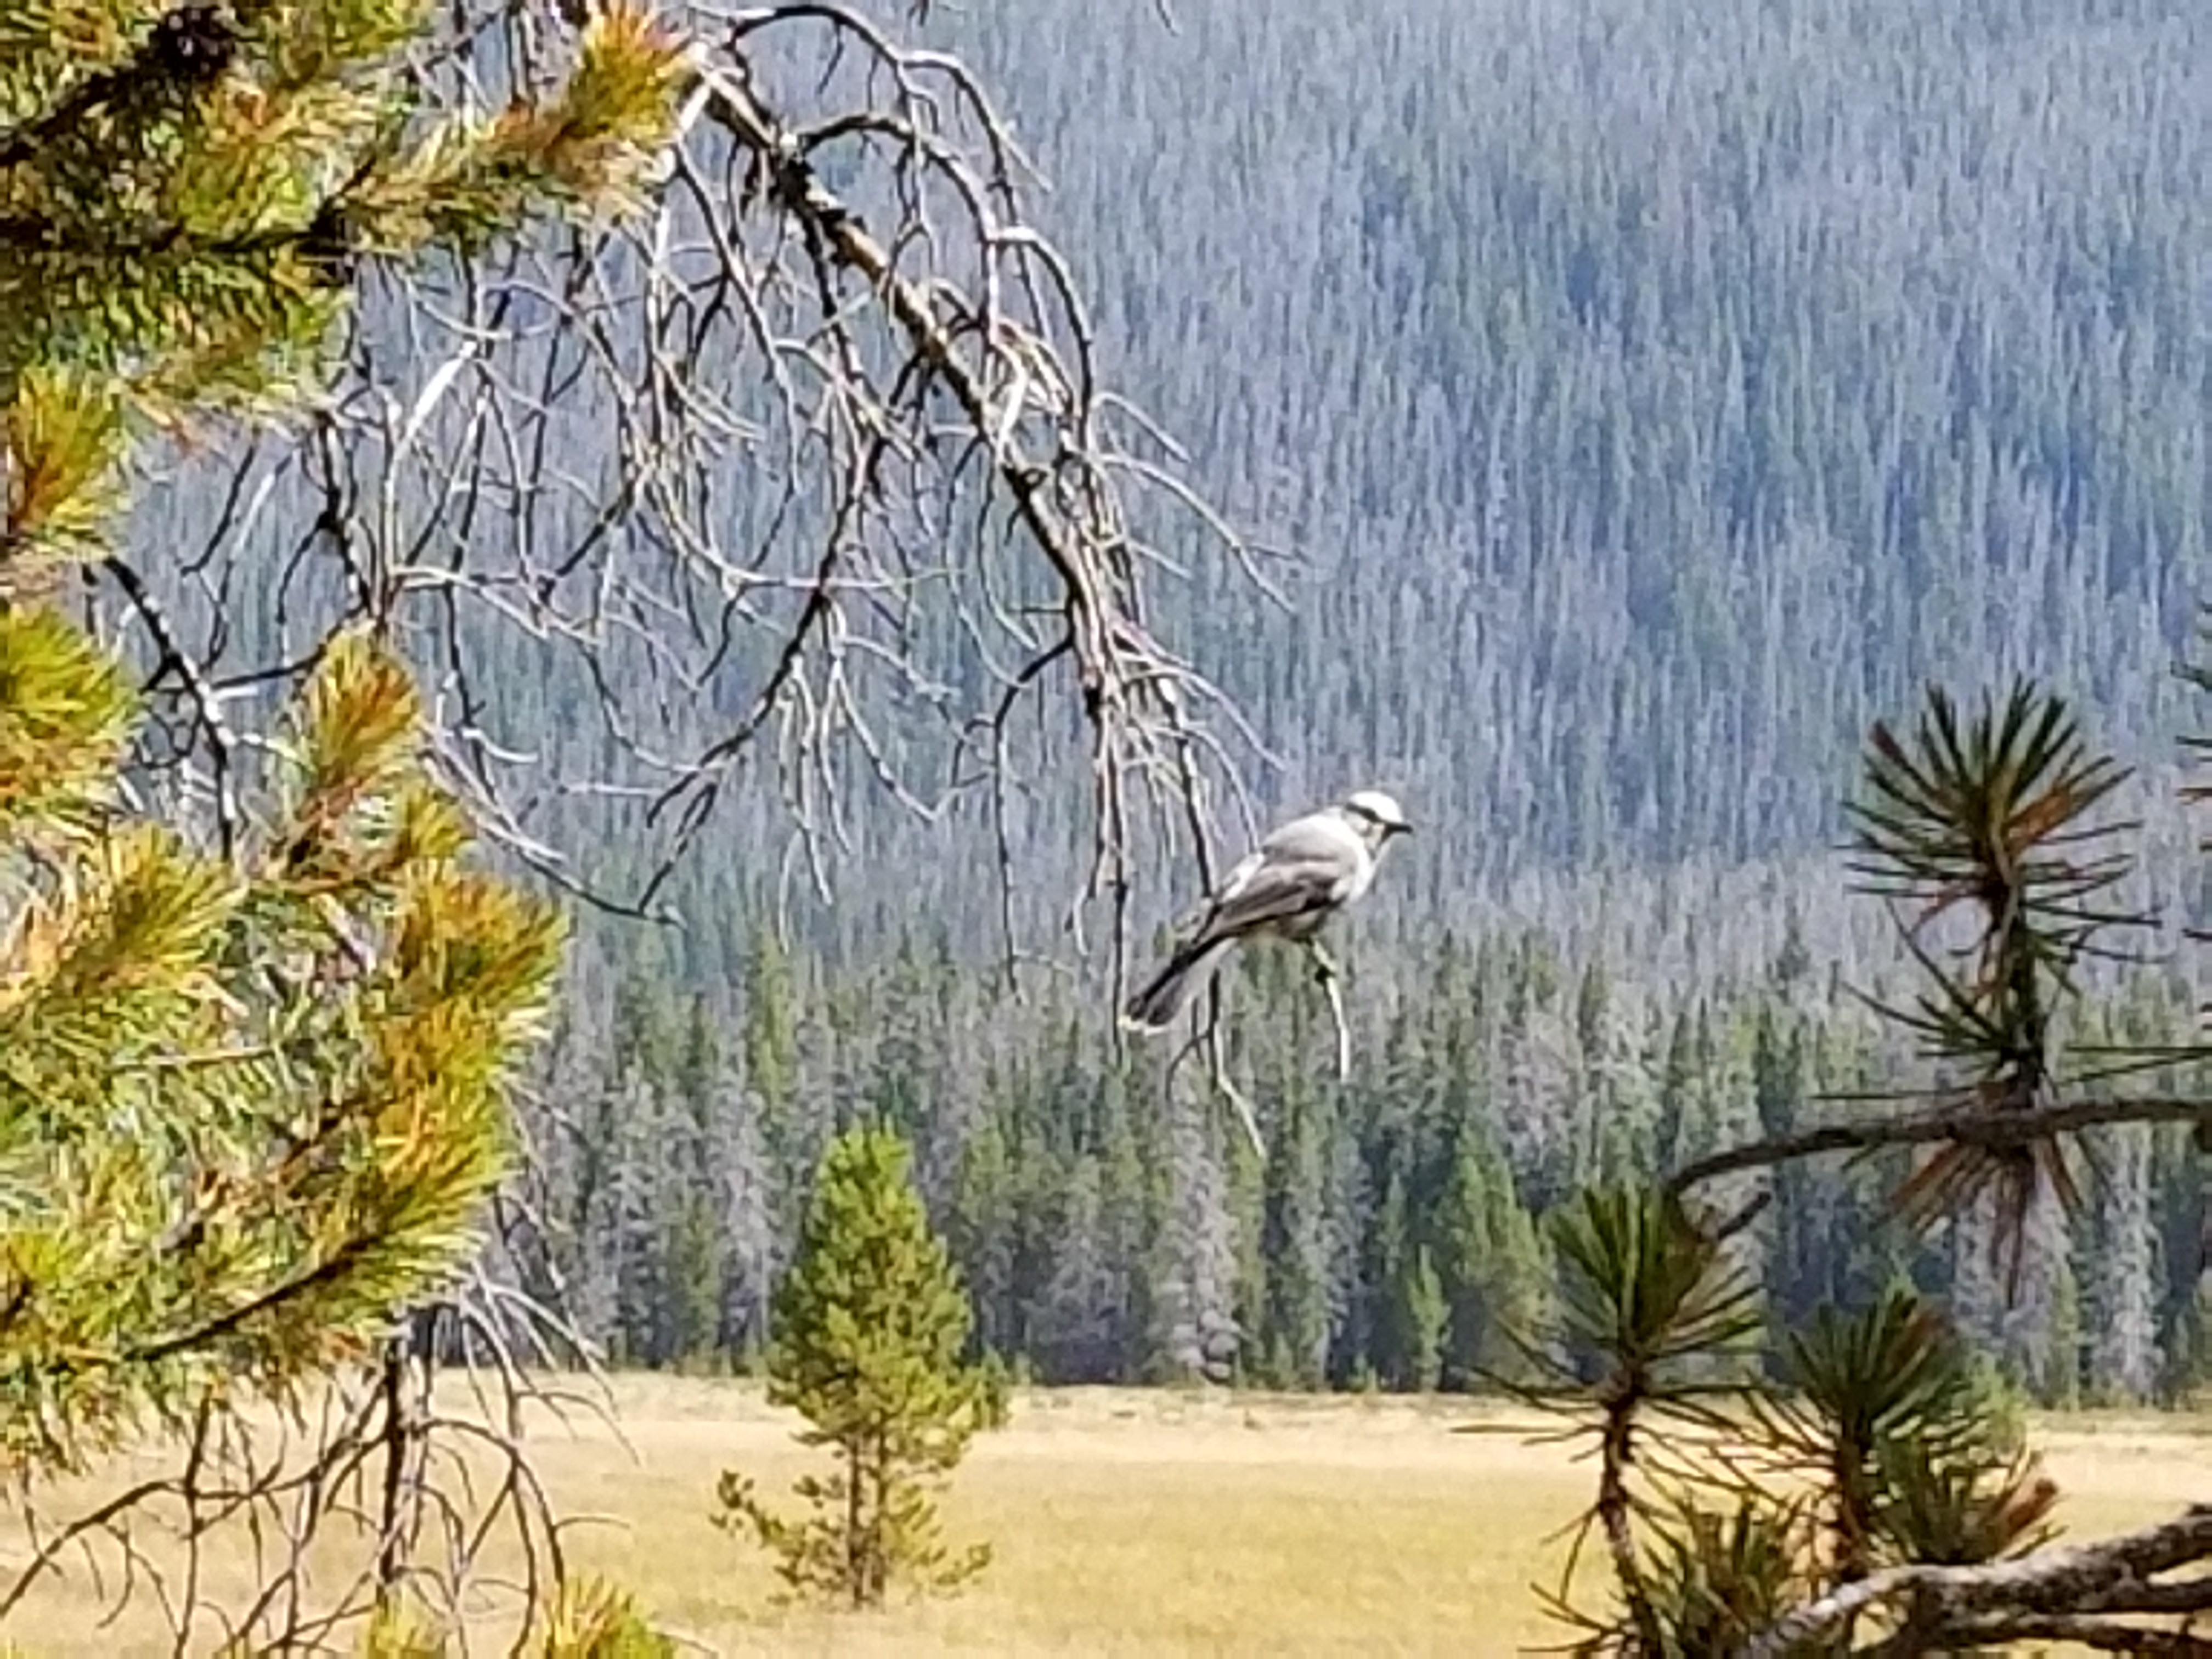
[0,205,353,278]
[1829,681,2148,1285]
[1668,1093,2211,1197]
[0,4,237,171]
[123,1237,375,1368]
[1747,1504,2212,1656]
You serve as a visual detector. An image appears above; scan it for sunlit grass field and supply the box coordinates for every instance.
[10,1375,2208,1655]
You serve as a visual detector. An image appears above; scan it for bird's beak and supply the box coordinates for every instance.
[1391,822,1413,839]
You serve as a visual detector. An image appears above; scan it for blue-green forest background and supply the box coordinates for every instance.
[173,0,2212,1400]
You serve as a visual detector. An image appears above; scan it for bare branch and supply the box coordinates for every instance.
[1668,1093,2211,1198]
[117,0,1262,986]
[1302,939,1352,1086]
[1927,1614,2212,1655]
[1750,1504,2212,1657]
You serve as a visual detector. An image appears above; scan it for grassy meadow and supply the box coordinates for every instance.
[8,1375,2209,1655]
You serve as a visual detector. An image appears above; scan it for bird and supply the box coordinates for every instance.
[1121,788,1412,1033]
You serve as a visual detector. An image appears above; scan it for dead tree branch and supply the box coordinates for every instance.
[1748,1504,2212,1656]
[117,0,1265,984]
[1668,1093,2212,1198]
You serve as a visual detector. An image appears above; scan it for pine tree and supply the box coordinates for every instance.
[0,2,680,1638]
[1097,1075,1156,1382]
[2164,1275,2212,1407]
[2087,1124,2165,1404]
[1370,1170,1424,1390]
[945,1114,1021,1361]
[1150,1098,1239,1384]
[1031,1156,1121,1384]
[661,1193,723,1370]
[714,1126,992,1609]
[2042,1251,2084,1410]
[740,921,800,1119]
[1434,1136,1493,1391]
[1256,1087,1330,1390]
[1476,1173,1554,1387]
[1398,1246,1447,1393]
[0,0,681,1628]
[0,623,562,1474]
[709,1075,777,1370]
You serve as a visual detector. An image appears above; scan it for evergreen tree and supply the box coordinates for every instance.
[0,1,678,1644]
[0,624,561,1469]
[945,1114,1022,1361]
[1031,1156,1121,1384]
[1256,1088,1330,1389]
[1434,1138,1494,1392]
[661,1193,723,1370]
[2042,1252,2084,1411]
[1368,1171,1423,1390]
[1398,1246,1447,1393]
[741,922,800,1128]
[1434,1125,1550,1389]
[1150,1099,1239,1383]
[1097,1079,1159,1382]
[714,1126,992,1609]
[709,1077,778,1369]
[2164,1276,2212,1407]
[2087,1124,2165,1404]
[1655,1007,1698,1171]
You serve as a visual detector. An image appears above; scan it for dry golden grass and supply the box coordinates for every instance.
[7,1375,2209,1656]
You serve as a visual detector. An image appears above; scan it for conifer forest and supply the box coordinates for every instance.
[149,0,2212,1406]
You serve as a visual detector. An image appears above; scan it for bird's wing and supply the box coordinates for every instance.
[1198,857,1350,940]
[1212,845,1269,905]
[1193,814,1367,943]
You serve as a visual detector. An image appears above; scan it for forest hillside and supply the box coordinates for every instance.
[134,0,2212,1398]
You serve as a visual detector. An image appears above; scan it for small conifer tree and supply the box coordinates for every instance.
[714,1125,993,1609]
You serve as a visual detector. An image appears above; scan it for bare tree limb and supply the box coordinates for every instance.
[1925,1614,2212,1656]
[1749,1505,2212,1657]
[108,0,1263,991]
[1668,1093,2212,1198]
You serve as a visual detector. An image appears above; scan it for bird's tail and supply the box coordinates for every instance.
[1120,938,1233,1032]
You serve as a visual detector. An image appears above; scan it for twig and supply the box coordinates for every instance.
[1163,989,1264,1159]
[1301,939,1352,1084]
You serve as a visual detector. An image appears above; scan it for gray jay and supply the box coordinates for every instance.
[1121,788,1412,1032]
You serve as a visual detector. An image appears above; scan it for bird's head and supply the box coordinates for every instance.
[1339,788,1413,850]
